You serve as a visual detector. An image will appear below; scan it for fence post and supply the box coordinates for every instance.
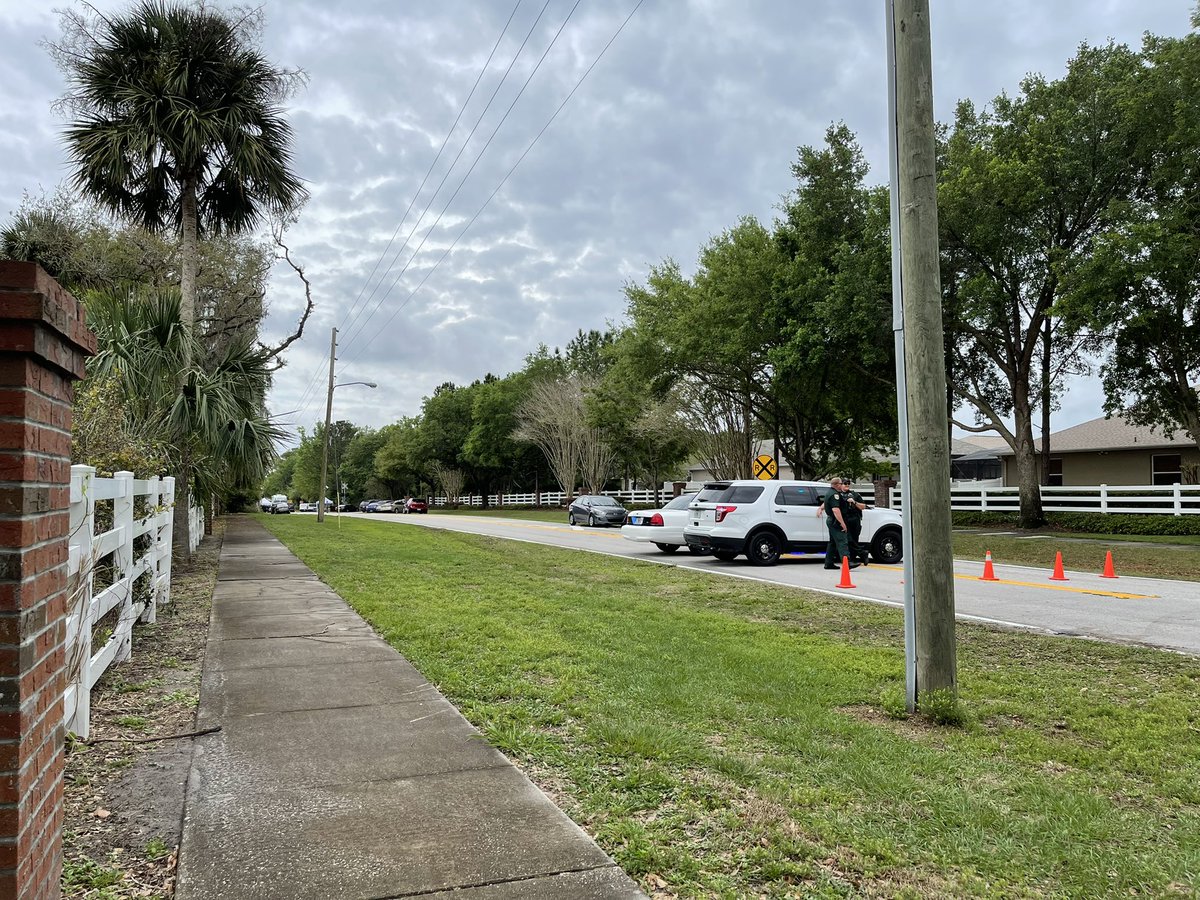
[66,465,96,739]
[140,476,159,624]
[1100,484,1108,515]
[1174,482,1182,517]
[980,486,988,512]
[161,476,175,606]
[113,471,135,664]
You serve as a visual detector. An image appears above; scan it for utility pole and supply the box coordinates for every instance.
[317,327,337,524]
[885,0,957,707]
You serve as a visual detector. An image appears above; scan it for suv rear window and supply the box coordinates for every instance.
[717,485,764,503]
[692,484,730,503]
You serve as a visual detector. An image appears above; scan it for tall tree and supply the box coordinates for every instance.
[772,124,897,477]
[1061,24,1200,455]
[50,0,307,338]
[939,43,1142,526]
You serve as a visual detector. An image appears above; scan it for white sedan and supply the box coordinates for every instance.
[620,493,700,554]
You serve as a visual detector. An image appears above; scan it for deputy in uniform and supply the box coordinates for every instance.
[823,477,860,570]
[843,480,868,565]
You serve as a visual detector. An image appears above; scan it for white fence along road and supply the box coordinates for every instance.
[64,465,201,738]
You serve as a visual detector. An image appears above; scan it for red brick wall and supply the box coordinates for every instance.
[0,263,95,900]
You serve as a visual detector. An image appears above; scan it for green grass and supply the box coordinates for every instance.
[263,515,1200,898]
[953,532,1200,581]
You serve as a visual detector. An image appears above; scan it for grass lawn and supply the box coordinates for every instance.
[953,532,1200,581]
[262,515,1199,899]
[428,507,565,524]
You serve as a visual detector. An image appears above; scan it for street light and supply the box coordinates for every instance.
[317,367,377,523]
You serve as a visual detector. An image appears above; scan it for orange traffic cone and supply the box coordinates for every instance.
[980,550,999,582]
[1100,550,1118,579]
[1049,551,1068,581]
[837,555,856,589]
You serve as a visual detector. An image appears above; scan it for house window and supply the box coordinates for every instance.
[1152,454,1182,486]
[1047,458,1063,487]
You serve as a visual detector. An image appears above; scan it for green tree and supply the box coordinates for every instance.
[87,286,280,506]
[375,419,428,498]
[939,43,1142,526]
[772,124,897,477]
[1061,25,1200,454]
[50,0,307,338]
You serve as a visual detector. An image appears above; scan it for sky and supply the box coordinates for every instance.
[0,0,1194,448]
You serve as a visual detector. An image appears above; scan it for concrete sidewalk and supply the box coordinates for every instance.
[176,517,645,899]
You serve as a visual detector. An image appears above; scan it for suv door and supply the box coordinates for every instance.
[771,485,827,549]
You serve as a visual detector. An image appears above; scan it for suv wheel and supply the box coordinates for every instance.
[568,512,576,526]
[871,527,903,565]
[588,513,596,527]
[654,542,679,554]
[746,529,782,567]
[712,549,739,561]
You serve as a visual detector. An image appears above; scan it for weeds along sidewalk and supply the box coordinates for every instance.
[62,520,224,900]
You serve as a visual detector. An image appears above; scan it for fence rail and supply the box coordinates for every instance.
[432,484,878,508]
[63,466,200,739]
[888,483,1200,516]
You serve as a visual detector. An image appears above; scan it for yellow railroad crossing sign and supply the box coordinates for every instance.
[752,454,778,480]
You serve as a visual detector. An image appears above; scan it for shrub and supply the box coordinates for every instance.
[951,510,1200,536]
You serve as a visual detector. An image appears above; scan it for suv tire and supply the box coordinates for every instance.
[746,529,782,566]
[871,526,903,565]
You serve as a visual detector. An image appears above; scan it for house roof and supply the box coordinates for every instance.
[995,414,1194,455]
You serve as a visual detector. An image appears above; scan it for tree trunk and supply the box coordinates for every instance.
[172,445,193,563]
[1012,390,1045,528]
[180,176,199,340]
[1039,316,1052,485]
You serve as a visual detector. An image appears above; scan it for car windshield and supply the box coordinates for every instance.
[663,494,695,510]
[592,497,620,507]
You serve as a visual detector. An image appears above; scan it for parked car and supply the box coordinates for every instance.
[568,495,628,527]
[404,497,428,514]
[337,502,356,512]
[362,499,382,512]
[269,493,290,515]
[259,496,272,512]
[682,480,903,567]
[620,493,699,554]
[297,501,315,512]
[375,499,396,513]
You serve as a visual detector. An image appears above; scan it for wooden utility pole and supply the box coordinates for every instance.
[317,327,336,524]
[886,0,957,702]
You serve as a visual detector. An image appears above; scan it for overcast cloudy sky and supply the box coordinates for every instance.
[0,1,1193,445]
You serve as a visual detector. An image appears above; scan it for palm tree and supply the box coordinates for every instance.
[85,286,282,511]
[52,0,307,338]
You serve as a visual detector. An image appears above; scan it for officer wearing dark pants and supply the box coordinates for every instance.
[823,477,859,569]
[844,481,868,565]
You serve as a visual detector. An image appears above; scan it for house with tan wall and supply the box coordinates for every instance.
[996,415,1199,486]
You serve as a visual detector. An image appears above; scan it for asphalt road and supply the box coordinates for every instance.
[347,511,1200,656]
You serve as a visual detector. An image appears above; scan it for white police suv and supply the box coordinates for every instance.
[682,480,904,567]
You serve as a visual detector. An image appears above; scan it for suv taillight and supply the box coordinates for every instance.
[715,505,737,523]
[649,513,664,526]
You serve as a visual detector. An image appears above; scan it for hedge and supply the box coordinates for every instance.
[952,510,1200,536]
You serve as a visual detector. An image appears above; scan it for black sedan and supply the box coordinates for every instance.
[568,495,628,527]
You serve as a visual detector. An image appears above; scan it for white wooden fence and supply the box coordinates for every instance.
[64,466,201,739]
[889,483,1200,516]
[432,484,878,508]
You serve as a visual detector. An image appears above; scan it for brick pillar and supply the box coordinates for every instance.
[0,262,95,900]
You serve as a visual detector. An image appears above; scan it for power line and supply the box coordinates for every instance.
[289,0,526,421]
[339,0,577,357]
[332,0,550,357]
[343,0,645,365]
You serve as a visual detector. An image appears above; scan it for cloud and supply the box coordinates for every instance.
[0,0,1191,446]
